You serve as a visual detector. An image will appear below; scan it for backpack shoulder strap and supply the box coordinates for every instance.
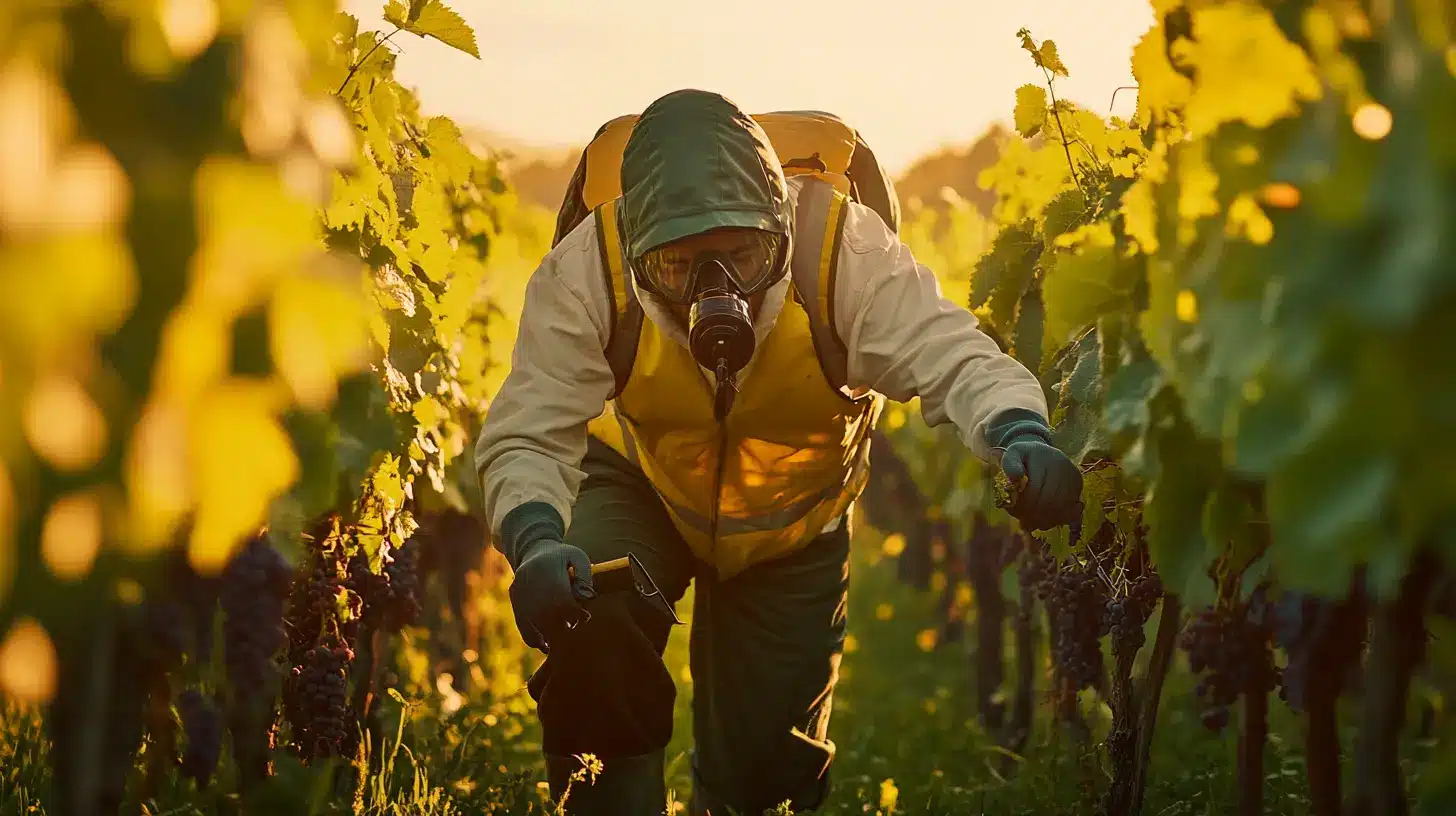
[593,198,642,399]
[789,178,852,394]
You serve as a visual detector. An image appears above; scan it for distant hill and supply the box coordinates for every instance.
[463,126,581,212]
[469,122,1017,224]
[893,124,1012,218]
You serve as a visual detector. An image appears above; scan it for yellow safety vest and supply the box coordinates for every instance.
[586,180,886,578]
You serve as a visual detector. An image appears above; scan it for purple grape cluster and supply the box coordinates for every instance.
[178,689,223,788]
[284,538,349,725]
[141,596,193,670]
[220,536,293,690]
[287,541,359,652]
[1101,575,1163,658]
[1272,589,1367,712]
[1180,605,1279,732]
[346,544,422,633]
[137,550,222,671]
[280,523,367,763]
[173,551,223,664]
[380,545,422,630]
[291,644,354,760]
[1024,540,1106,693]
[1046,566,1106,691]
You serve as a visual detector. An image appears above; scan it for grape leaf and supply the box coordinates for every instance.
[1064,332,1101,406]
[1202,479,1259,580]
[1013,283,1045,371]
[1043,526,1072,561]
[1041,187,1089,244]
[1081,467,1117,532]
[384,0,480,59]
[1038,40,1070,78]
[1266,423,1402,597]
[971,222,1039,310]
[189,382,301,574]
[1014,84,1048,138]
[1017,28,1040,59]
[333,374,405,484]
[1137,258,1181,374]
[282,409,343,523]
[1042,243,1132,350]
[1229,377,1343,477]
[1103,359,1162,438]
[988,253,1039,333]
[1142,395,1221,605]
[1097,314,1124,381]
[1181,4,1322,138]
[356,87,398,172]
[1054,402,1108,464]
[1129,19,1192,125]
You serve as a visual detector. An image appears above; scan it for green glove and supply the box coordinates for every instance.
[985,408,1083,532]
[499,502,596,652]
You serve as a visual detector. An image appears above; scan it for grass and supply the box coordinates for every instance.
[0,522,1441,814]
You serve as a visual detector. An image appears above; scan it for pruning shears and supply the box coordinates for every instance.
[565,552,683,627]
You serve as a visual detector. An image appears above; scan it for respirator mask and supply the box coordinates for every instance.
[633,229,787,420]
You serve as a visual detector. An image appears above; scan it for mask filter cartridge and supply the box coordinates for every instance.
[687,260,756,421]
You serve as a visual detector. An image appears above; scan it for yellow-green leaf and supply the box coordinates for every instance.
[1014,84,1048,138]
[1042,242,1130,349]
[188,381,299,574]
[412,394,446,428]
[389,0,480,59]
[1129,20,1192,126]
[1181,4,1322,138]
[269,268,371,411]
[1039,40,1070,77]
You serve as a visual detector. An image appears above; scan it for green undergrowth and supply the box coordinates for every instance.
[1,524,1438,814]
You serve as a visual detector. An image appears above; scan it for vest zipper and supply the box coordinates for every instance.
[700,344,742,566]
[707,427,729,559]
[707,369,732,563]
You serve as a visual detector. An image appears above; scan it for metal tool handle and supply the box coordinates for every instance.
[567,554,682,625]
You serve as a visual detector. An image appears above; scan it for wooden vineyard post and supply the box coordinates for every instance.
[1237,677,1269,816]
[970,522,1008,733]
[1351,551,1438,816]
[1130,594,1180,816]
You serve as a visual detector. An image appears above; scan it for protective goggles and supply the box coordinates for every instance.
[631,230,787,306]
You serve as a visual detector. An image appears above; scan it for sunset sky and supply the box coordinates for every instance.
[343,0,1156,174]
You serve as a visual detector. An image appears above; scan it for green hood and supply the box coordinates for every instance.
[620,89,790,260]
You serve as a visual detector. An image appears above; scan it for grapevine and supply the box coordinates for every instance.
[0,0,1452,813]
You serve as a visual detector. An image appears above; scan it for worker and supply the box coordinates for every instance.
[475,88,1082,814]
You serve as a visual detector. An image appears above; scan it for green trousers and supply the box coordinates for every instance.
[527,437,849,815]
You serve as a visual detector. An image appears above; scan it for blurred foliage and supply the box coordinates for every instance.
[0,0,1453,811]
[889,0,1456,608]
[0,0,510,719]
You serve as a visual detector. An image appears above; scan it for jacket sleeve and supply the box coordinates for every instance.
[473,221,616,536]
[835,201,1050,458]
